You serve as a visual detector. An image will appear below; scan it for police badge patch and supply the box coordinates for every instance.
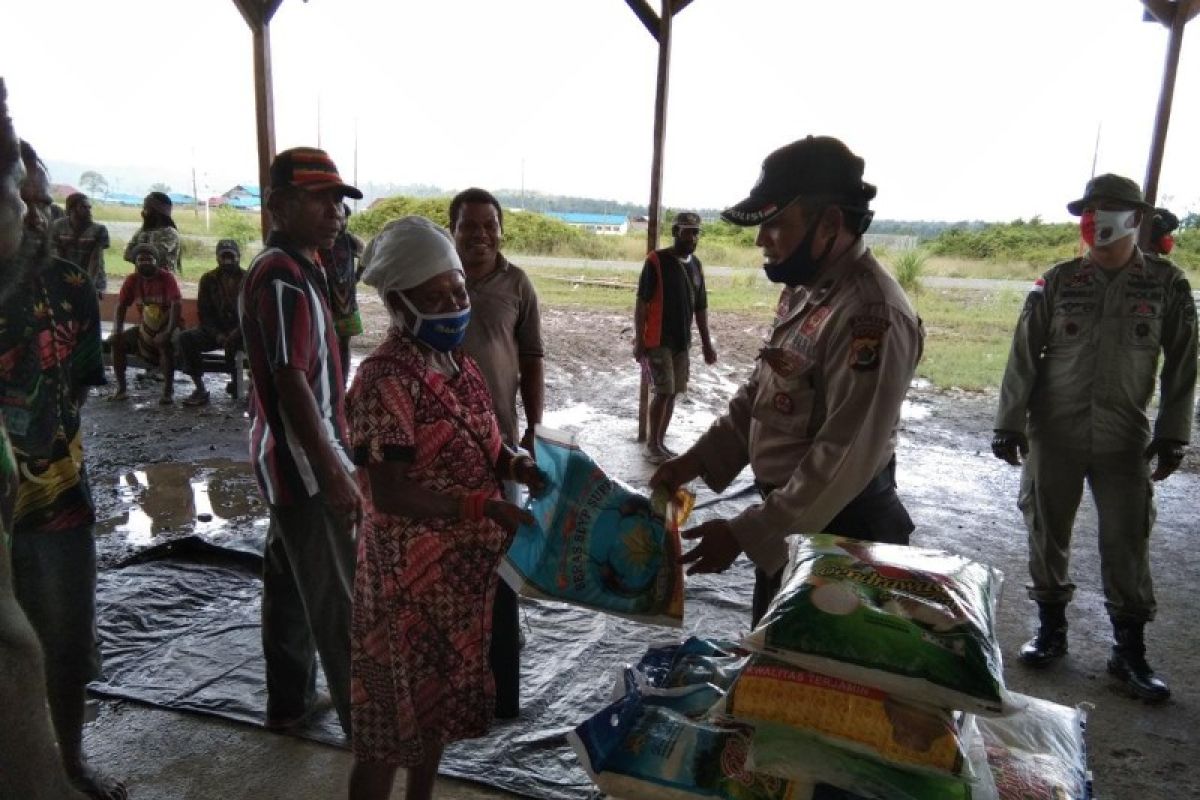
[848,316,890,371]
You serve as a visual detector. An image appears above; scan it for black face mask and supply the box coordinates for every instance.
[763,209,837,286]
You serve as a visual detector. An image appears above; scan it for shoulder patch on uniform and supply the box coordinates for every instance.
[848,315,889,372]
[1030,277,1045,294]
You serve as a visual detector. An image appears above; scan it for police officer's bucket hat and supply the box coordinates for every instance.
[1066,173,1151,216]
[722,135,876,227]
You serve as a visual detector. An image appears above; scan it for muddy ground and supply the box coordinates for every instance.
[80,291,1199,799]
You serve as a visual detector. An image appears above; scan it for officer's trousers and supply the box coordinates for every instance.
[1019,440,1157,622]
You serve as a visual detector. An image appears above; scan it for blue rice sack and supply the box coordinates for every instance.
[499,426,689,626]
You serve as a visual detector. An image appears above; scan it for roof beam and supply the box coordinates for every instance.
[232,0,284,27]
[1143,0,1200,25]
[625,0,661,40]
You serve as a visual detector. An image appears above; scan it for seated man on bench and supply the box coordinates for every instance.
[177,238,245,406]
[110,242,181,404]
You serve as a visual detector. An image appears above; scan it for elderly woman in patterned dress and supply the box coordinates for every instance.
[345,216,546,800]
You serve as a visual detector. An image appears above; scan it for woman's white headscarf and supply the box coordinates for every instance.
[360,215,463,300]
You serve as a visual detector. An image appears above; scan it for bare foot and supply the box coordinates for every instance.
[68,762,127,800]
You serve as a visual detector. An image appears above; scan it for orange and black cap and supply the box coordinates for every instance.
[269,147,362,199]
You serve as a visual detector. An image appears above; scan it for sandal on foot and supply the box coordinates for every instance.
[109,389,128,401]
[182,389,210,406]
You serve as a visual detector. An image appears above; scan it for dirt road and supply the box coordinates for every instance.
[81,302,1199,799]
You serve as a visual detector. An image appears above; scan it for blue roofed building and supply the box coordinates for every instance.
[546,212,629,235]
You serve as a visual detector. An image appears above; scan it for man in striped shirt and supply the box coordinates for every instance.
[239,147,363,737]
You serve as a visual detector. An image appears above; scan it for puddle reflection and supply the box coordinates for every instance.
[101,458,265,547]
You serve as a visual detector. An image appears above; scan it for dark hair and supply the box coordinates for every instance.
[797,183,875,236]
[448,187,503,231]
[142,191,177,230]
[65,192,88,211]
[18,139,47,174]
[1150,208,1179,240]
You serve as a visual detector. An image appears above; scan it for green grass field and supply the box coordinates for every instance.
[90,205,1034,391]
[526,268,1022,391]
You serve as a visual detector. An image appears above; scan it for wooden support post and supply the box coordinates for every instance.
[637,0,674,444]
[1142,0,1193,209]
[233,0,283,240]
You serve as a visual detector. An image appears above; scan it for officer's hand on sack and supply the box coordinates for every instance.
[1144,438,1185,482]
[511,454,552,499]
[485,499,535,534]
[991,430,1029,466]
[679,519,742,575]
[649,450,703,494]
[520,427,537,458]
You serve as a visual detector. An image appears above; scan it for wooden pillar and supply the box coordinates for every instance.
[1142,0,1193,208]
[637,0,674,444]
[233,0,283,239]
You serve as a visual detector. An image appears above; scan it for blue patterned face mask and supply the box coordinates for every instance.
[397,292,471,352]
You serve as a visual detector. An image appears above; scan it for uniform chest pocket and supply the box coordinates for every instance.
[753,369,818,436]
[1122,306,1163,349]
[1049,303,1096,345]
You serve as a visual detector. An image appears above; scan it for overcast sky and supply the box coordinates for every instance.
[4,0,1197,221]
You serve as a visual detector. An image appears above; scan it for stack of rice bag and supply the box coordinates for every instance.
[570,535,1092,800]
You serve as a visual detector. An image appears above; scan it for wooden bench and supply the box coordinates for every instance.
[99,293,249,399]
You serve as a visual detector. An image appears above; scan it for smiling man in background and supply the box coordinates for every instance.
[450,187,544,719]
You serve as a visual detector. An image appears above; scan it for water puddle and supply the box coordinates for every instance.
[98,458,266,549]
[901,400,931,420]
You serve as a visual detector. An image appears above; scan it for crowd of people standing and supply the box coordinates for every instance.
[0,70,1194,800]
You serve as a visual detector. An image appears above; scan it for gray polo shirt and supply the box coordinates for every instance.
[462,255,544,445]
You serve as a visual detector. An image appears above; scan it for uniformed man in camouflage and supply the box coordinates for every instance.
[993,173,1197,702]
[651,136,924,626]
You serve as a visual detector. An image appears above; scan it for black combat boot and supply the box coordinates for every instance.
[1107,619,1170,702]
[1017,602,1068,666]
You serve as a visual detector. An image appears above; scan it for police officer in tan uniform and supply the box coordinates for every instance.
[651,136,924,626]
[993,174,1196,702]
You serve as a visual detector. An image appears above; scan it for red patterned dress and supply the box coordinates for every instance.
[346,327,505,766]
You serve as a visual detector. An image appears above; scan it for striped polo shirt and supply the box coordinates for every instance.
[239,233,351,507]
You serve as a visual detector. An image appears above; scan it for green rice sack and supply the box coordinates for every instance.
[743,535,1010,715]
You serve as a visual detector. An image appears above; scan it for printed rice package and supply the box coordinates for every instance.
[569,682,809,800]
[748,717,980,800]
[727,655,970,779]
[619,637,751,718]
[743,534,1010,715]
[499,426,691,626]
[970,693,1091,800]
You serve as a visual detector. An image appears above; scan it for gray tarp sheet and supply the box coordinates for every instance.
[90,482,758,799]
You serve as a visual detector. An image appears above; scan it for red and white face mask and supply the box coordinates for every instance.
[1080,208,1138,247]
